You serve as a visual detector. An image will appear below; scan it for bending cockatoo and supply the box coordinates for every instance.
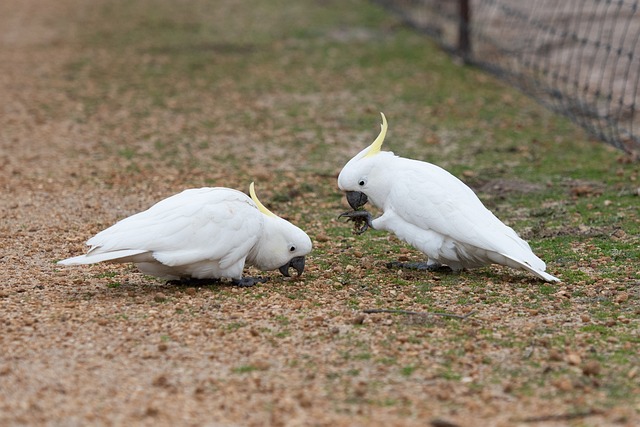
[338,113,560,282]
[58,183,313,287]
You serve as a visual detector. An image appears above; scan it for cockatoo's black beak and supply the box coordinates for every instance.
[279,256,305,277]
[346,191,368,210]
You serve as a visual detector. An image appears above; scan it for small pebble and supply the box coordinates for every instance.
[567,353,582,365]
[548,349,563,361]
[145,406,160,417]
[152,375,170,387]
[582,361,601,376]
[554,378,573,391]
[154,292,167,302]
[315,233,329,242]
[352,315,366,325]
[615,292,629,303]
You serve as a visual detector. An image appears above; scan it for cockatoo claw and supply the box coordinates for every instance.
[167,277,222,286]
[339,210,374,235]
[232,276,269,287]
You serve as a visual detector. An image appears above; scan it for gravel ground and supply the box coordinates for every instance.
[1,1,638,426]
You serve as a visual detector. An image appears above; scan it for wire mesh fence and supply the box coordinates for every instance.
[375,0,640,156]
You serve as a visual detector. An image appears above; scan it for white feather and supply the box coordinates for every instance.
[57,249,148,265]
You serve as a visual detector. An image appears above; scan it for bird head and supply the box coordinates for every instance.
[248,183,312,277]
[337,112,394,209]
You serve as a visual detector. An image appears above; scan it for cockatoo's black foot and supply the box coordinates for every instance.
[338,210,374,235]
[386,261,453,272]
[167,278,222,286]
[231,276,269,288]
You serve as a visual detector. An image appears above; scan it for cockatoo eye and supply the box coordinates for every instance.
[289,245,296,252]
[358,179,366,186]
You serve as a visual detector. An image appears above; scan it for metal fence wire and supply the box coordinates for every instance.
[374,0,640,156]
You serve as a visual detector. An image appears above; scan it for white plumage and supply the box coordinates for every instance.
[338,113,560,282]
[58,184,312,286]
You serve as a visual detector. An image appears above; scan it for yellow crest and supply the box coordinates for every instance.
[249,182,277,217]
[363,112,388,158]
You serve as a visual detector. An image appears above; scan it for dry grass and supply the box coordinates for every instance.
[1,0,638,426]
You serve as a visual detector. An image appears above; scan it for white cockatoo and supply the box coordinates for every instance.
[338,113,560,282]
[58,183,313,287]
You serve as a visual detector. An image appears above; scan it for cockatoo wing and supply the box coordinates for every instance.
[57,249,148,265]
[71,188,262,269]
[388,159,545,270]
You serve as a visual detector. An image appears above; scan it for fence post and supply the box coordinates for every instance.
[458,0,472,62]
